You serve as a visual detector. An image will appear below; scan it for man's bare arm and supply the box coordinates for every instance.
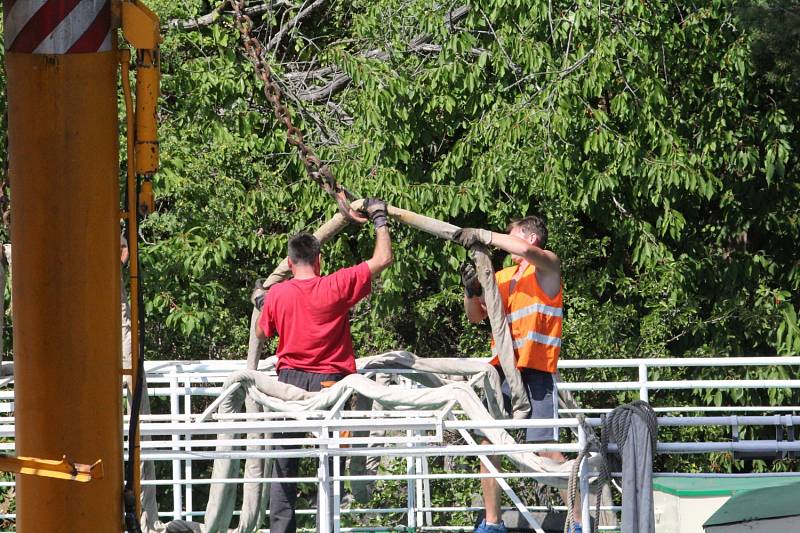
[453,228,561,298]
[488,232,560,275]
[464,294,488,323]
[366,225,393,276]
[459,260,488,322]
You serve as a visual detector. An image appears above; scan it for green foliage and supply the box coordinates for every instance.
[738,1,800,84]
[0,16,9,362]
[127,0,800,479]
[1,0,800,519]
[123,0,800,364]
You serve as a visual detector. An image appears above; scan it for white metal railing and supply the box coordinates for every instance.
[0,356,798,532]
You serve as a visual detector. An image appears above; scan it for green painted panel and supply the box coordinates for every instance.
[703,482,800,526]
[653,475,800,497]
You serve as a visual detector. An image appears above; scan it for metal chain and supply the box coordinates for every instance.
[1,110,9,232]
[0,170,8,230]
[228,0,361,221]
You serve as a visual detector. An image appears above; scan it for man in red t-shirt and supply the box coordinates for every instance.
[256,198,392,533]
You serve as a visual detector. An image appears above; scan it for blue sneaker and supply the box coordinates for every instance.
[570,524,583,533]
[474,519,507,533]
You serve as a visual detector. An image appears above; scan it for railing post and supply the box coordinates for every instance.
[183,375,193,520]
[405,375,417,532]
[639,364,649,402]
[169,374,183,521]
[414,451,425,527]
[319,429,332,533]
[419,455,433,527]
[333,429,342,533]
[406,440,417,532]
[578,424,591,530]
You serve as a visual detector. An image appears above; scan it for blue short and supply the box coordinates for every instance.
[496,367,559,442]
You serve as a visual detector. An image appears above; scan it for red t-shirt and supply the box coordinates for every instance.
[258,262,372,375]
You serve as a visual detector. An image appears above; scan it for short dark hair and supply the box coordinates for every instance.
[287,232,321,265]
[507,215,548,248]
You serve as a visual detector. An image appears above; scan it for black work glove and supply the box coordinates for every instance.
[459,261,483,298]
[452,228,492,249]
[251,279,267,311]
[363,197,388,228]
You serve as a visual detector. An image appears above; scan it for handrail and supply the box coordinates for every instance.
[0,356,798,532]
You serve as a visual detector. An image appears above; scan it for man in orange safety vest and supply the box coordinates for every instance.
[455,216,581,533]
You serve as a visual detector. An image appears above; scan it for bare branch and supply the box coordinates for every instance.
[615,57,638,98]
[271,73,342,144]
[325,100,354,126]
[283,65,337,81]
[407,5,471,50]
[294,5,472,102]
[504,48,593,92]
[478,8,521,77]
[164,1,227,31]
[611,195,631,218]
[163,1,285,32]
[297,72,353,102]
[266,0,328,51]
[412,43,486,56]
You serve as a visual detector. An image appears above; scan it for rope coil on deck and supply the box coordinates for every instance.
[565,401,658,533]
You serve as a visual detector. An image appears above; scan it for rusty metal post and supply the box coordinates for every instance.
[4,1,123,531]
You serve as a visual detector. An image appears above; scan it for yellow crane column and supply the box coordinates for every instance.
[5,0,123,531]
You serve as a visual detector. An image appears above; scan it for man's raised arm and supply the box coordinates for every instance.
[489,232,560,274]
[453,228,560,275]
[363,198,393,277]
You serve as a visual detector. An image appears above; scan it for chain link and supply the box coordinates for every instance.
[229,0,362,221]
[1,110,9,232]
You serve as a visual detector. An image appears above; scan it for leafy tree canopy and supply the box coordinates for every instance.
[125,0,799,364]
[0,0,797,407]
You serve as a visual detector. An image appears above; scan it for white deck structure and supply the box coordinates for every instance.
[0,356,798,532]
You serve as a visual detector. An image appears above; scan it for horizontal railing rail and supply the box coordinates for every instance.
[0,356,797,533]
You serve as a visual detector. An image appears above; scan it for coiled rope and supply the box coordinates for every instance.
[564,401,658,533]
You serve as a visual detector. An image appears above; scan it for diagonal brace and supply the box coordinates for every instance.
[458,428,546,533]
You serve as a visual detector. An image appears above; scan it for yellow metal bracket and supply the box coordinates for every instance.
[121,0,162,202]
[0,454,103,483]
[121,1,161,50]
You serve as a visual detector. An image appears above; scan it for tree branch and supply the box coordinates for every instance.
[164,1,227,31]
[294,5,472,102]
[271,73,342,144]
[283,65,337,81]
[479,8,521,77]
[164,1,284,32]
[297,72,354,102]
[266,0,328,51]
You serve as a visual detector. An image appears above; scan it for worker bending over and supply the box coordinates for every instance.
[455,216,581,533]
[256,198,393,533]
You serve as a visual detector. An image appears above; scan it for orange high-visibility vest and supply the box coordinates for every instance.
[489,264,562,373]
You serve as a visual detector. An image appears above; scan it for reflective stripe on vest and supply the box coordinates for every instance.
[507,303,563,322]
[512,331,562,349]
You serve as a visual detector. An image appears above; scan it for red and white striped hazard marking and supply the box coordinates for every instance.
[4,0,112,54]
